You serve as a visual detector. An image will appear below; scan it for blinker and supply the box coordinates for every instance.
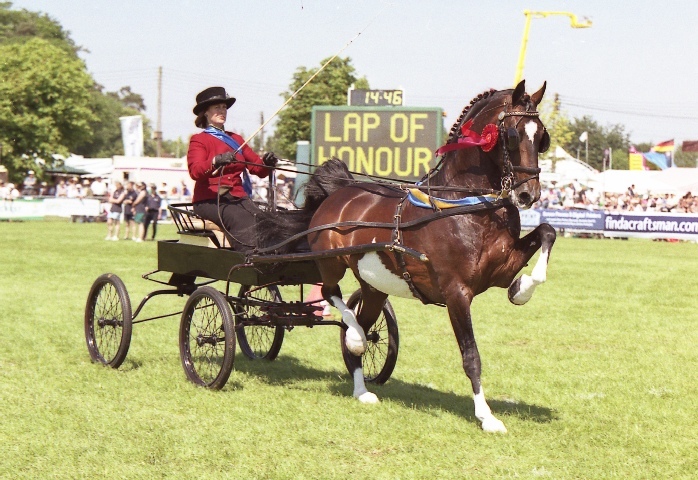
[539,129,550,153]
[505,127,519,151]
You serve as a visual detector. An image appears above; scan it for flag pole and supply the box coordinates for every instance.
[585,136,588,164]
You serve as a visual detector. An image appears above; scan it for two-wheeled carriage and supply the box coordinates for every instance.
[87,81,555,432]
[84,203,400,390]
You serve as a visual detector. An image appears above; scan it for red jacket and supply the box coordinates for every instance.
[187,130,270,202]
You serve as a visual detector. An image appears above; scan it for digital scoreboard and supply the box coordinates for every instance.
[348,89,404,106]
[311,106,443,182]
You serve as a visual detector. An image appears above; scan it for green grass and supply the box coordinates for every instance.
[1,220,697,479]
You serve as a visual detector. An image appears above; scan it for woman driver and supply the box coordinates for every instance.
[187,86,278,250]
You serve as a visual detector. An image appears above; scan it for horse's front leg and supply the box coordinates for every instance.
[445,288,507,433]
[507,223,556,305]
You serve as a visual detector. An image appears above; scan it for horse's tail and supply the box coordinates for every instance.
[253,157,354,253]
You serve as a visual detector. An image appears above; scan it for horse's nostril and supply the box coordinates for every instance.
[517,192,532,205]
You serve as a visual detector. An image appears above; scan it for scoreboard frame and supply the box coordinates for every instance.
[310,106,444,182]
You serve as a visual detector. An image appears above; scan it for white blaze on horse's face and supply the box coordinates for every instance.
[524,121,538,145]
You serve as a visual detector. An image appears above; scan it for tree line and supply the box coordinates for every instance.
[0,2,181,183]
[1,2,694,185]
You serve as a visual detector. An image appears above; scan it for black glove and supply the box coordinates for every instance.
[212,151,235,169]
[262,152,279,167]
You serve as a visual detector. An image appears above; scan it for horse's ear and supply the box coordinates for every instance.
[531,81,547,106]
[512,80,526,105]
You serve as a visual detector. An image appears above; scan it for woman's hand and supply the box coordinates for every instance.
[262,152,279,167]
[212,151,236,169]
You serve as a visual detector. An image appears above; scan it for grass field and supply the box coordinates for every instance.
[1,219,697,479]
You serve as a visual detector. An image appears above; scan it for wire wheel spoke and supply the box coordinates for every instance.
[85,274,132,369]
[363,316,389,376]
[187,299,225,384]
[94,284,123,361]
[235,285,284,361]
[245,325,275,356]
[179,287,234,390]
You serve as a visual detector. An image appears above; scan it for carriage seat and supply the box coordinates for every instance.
[168,203,230,249]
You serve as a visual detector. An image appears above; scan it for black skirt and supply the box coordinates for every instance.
[193,195,261,251]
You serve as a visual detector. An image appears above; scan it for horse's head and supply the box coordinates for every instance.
[455,80,549,209]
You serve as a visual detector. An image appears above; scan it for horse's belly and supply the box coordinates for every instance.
[356,252,416,299]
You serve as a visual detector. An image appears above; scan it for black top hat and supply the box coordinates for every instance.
[193,86,236,115]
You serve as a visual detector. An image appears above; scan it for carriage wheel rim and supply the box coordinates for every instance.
[91,282,124,363]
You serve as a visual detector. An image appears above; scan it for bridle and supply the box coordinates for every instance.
[496,106,548,193]
[450,97,550,196]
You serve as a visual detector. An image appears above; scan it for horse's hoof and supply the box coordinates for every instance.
[345,327,367,356]
[481,416,507,433]
[357,392,379,404]
[508,276,533,305]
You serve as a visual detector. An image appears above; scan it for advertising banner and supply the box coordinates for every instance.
[520,208,605,231]
[311,106,442,182]
[119,115,144,157]
[522,208,698,240]
[604,212,698,240]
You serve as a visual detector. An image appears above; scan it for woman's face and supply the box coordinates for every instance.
[205,102,228,128]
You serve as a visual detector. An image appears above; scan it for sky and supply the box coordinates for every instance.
[9,0,698,150]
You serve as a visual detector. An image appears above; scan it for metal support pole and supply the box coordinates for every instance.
[155,66,163,157]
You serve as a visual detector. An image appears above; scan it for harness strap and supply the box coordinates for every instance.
[253,197,512,254]
[392,247,433,305]
[390,197,433,305]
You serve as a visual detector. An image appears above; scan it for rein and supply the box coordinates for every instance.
[253,196,512,255]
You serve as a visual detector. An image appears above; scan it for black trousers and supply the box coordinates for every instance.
[143,209,159,240]
[193,195,260,250]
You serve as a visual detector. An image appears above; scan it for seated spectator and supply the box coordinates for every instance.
[55,180,67,197]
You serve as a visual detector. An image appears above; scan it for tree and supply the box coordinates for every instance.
[269,56,369,160]
[0,3,158,170]
[0,2,79,54]
[564,115,630,171]
[674,146,698,168]
[539,94,574,158]
[0,37,95,181]
[73,84,153,158]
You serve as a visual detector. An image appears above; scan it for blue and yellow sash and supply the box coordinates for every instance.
[407,186,505,209]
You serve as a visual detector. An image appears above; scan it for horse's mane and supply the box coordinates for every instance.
[447,88,499,142]
[253,157,354,253]
[301,157,355,212]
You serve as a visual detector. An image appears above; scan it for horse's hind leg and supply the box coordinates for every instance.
[343,280,388,404]
[445,287,507,433]
[507,223,556,305]
[317,259,368,357]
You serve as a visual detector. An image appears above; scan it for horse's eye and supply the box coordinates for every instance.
[539,129,550,153]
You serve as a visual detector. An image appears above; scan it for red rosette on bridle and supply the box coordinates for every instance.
[434,120,500,156]
[480,123,498,152]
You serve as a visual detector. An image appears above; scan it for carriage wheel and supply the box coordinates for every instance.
[84,273,133,368]
[341,290,399,384]
[179,286,235,390]
[233,285,284,360]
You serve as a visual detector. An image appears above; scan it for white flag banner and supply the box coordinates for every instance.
[579,131,588,143]
[119,115,144,157]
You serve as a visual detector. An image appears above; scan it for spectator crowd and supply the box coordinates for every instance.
[534,182,698,214]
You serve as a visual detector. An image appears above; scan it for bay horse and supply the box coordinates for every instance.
[299,80,555,433]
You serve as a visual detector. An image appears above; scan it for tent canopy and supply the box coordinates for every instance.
[596,168,698,195]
